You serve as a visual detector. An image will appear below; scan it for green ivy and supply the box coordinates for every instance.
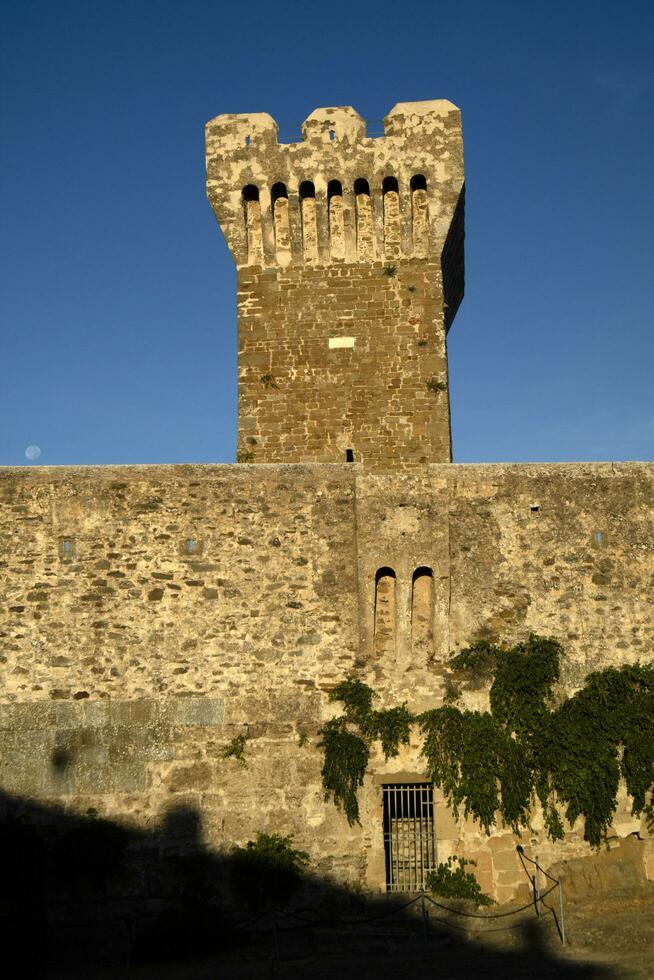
[319,637,654,846]
[544,663,654,845]
[318,716,369,825]
[318,681,411,824]
[222,733,248,766]
[426,856,493,906]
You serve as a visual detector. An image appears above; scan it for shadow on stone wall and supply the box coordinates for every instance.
[0,791,619,979]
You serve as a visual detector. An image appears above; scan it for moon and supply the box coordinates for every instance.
[25,445,41,461]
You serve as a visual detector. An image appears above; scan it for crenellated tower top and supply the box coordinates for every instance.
[206,101,463,272]
[205,101,464,470]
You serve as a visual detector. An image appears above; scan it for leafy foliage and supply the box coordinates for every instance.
[425,638,654,846]
[329,678,374,728]
[229,832,309,911]
[544,662,654,845]
[420,707,532,833]
[222,733,248,766]
[320,681,411,824]
[319,717,369,825]
[426,856,493,906]
[370,706,413,759]
[318,639,654,846]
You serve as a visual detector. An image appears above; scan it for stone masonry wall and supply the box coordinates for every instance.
[237,259,451,467]
[1,461,652,902]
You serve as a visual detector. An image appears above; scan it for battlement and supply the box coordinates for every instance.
[206,101,464,268]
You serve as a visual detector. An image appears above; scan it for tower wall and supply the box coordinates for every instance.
[206,102,464,468]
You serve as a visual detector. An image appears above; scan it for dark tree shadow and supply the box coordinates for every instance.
[0,791,620,979]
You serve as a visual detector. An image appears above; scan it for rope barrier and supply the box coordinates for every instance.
[231,882,557,935]
[227,847,567,951]
[423,882,558,920]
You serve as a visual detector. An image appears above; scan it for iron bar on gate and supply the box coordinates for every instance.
[383,783,437,892]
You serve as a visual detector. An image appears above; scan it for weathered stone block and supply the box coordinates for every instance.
[173,698,224,726]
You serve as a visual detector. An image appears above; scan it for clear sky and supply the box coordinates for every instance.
[1,0,652,467]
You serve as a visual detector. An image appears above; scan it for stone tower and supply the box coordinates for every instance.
[206,101,464,469]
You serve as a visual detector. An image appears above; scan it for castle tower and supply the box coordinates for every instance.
[206,101,464,469]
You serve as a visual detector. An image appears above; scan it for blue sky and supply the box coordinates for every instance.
[1,0,652,466]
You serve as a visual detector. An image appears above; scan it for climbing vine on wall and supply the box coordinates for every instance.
[318,635,654,845]
[318,679,411,824]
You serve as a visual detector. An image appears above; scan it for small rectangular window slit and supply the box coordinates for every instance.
[59,537,74,560]
[530,504,540,514]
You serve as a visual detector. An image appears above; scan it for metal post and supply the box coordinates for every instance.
[534,856,541,917]
[422,892,428,943]
[558,879,567,945]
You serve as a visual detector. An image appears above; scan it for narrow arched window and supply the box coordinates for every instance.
[411,566,433,653]
[328,179,345,260]
[299,180,318,261]
[354,178,373,260]
[374,567,397,656]
[242,184,263,264]
[410,174,428,256]
[382,176,400,259]
[271,182,291,264]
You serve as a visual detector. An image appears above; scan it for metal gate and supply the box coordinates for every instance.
[383,783,436,892]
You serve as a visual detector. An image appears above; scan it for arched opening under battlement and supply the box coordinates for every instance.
[410,175,429,256]
[354,177,370,197]
[299,180,315,200]
[327,179,343,200]
[242,185,263,264]
[382,176,399,194]
[271,181,288,202]
[271,183,291,264]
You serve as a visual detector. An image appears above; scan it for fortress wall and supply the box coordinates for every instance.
[0,464,359,703]
[0,461,652,898]
[447,462,654,684]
